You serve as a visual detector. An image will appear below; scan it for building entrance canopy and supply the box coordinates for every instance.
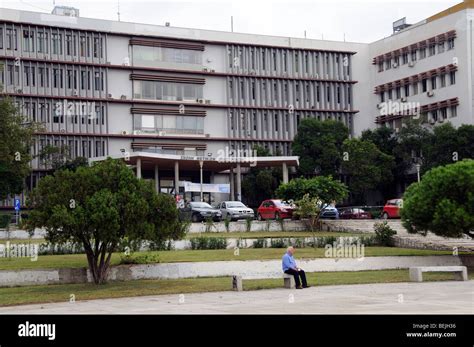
[89,152,299,201]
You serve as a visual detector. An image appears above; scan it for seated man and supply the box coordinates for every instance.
[282,246,310,289]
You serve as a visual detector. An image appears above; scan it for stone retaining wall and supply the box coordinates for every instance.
[0,255,464,287]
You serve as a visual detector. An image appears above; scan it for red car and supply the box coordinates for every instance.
[257,199,295,220]
[382,199,403,219]
[339,208,372,219]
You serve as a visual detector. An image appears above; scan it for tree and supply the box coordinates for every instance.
[278,177,348,236]
[242,146,281,206]
[276,176,348,205]
[38,144,88,172]
[360,126,397,156]
[292,119,349,176]
[341,138,395,203]
[401,159,474,238]
[0,98,40,199]
[26,158,185,284]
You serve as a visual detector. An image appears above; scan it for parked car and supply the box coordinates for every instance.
[257,199,295,220]
[339,207,372,219]
[179,201,222,222]
[320,206,340,219]
[216,201,255,221]
[381,199,403,219]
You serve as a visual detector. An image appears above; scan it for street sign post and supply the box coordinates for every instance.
[14,198,20,225]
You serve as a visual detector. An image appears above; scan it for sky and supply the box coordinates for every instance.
[0,0,462,43]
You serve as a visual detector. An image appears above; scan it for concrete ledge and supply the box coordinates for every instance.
[409,266,468,282]
[0,255,464,287]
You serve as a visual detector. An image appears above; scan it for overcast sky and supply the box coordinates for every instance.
[0,0,461,43]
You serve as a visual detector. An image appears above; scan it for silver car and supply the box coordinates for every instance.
[217,201,255,221]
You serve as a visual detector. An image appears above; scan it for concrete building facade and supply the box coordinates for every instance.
[0,0,473,206]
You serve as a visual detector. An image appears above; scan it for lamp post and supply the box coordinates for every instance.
[415,163,421,183]
[199,160,204,202]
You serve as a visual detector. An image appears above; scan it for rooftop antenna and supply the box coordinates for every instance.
[117,0,121,21]
[231,16,234,32]
[344,33,346,42]
[304,30,307,38]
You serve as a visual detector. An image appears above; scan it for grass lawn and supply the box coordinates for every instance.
[0,268,472,307]
[0,247,465,271]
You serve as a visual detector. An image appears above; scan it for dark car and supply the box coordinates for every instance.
[257,199,295,220]
[319,206,339,219]
[339,207,372,219]
[179,201,222,222]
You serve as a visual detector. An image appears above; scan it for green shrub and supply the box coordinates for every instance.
[374,221,397,246]
[252,239,266,248]
[402,160,474,238]
[224,217,231,233]
[189,237,227,250]
[0,214,10,229]
[245,217,253,232]
[270,238,287,248]
[119,253,160,265]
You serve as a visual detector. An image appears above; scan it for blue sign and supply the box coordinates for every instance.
[14,199,21,211]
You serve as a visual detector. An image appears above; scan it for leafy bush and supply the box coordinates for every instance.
[119,253,160,265]
[270,238,287,248]
[0,214,10,229]
[401,159,474,238]
[189,237,227,250]
[224,217,231,233]
[245,217,253,232]
[252,239,266,248]
[374,221,397,246]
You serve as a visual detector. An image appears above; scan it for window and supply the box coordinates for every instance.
[411,50,417,61]
[402,53,408,64]
[38,67,49,87]
[385,59,391,70]
[431,76,437,90]
[419,48,426,59]
[404,85,410,97]
[438,42,445,54]
[388,89,393,100]
[23,66,35,86]
[413,82,418,95]
[447,38,455,50]
[432,110,438,122]
[94,71,103,91]
[429,44,436,56]
[440,107,447,120]
[79,35,87,56]
[326,85,331,102]
[37,31,45,53]
[66,34,75,56]
[274,114,279,131]
[440,74,446,88]
[421,79,427,92]
[450,106,457,118]
[6,28,17,50]
[0,28,3,49]
[378,61,384,72]
[449,71,456,85]
[23,30,34,52]
[52,33,62,54]
[396,87,401,99]
[380,92,385,103]
[53,68,63,88]
[93,37,101,58]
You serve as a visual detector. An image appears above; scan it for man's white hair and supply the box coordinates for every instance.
[287,246,294,252]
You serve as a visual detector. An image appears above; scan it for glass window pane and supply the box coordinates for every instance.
[141,115,155,128]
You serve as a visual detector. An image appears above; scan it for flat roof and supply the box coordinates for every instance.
[89,152,299,172]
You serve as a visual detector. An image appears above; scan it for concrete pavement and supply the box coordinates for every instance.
[1,280,472,314]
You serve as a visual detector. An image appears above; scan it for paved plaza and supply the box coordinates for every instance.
[1,280,472,314]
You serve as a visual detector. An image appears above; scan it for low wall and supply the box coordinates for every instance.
[0,255,464,287]
[1,221,307,240]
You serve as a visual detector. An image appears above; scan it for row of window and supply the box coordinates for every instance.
[227,45,352,79]
[378,38,455,72]
[132,46,202,67]
[379,71,456,102]
[2,62,106,91]
[228,109,352,140]
[138,146,205,157]
[133,114,204,135]
[228,78,352,108]
[133,80,203,102]
[16,100,106,127]
[35,137,107,164]
[0,25,105,59]
[382,106,458,129]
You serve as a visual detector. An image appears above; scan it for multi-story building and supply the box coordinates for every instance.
[0,0,473,206]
